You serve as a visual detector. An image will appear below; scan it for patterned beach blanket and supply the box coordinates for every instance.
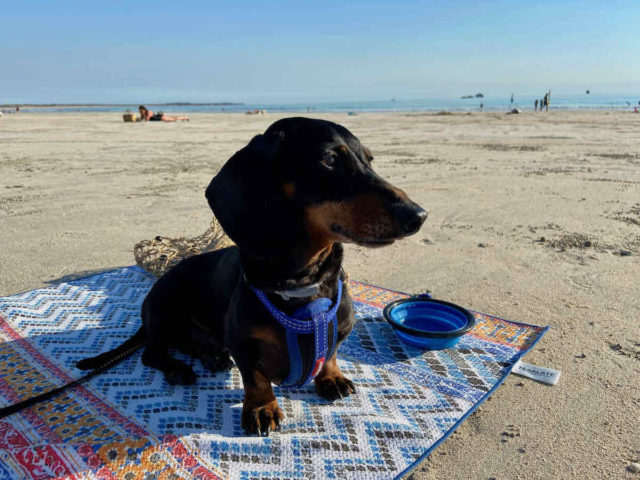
[0,266,547,480]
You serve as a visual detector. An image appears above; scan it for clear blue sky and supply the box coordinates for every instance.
[2,1,638,104]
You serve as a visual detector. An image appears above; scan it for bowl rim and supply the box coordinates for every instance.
[383,297,476,338]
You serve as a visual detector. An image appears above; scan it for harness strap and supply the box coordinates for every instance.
[250,281,342,387]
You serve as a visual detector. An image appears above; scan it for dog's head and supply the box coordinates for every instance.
[206,117,426,267]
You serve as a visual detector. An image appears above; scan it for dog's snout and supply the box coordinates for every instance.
[392,204,428,236]
[404,208,427,235]
[401,208,427,235]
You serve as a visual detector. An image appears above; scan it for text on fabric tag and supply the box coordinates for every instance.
[511,360,561,386]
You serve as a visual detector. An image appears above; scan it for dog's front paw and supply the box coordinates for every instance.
[201,352,234,372]
[315,373,356,401]
[241,400,284,437]
[164,363,197,385]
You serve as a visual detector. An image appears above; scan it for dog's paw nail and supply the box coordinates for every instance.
[242,401,284,437]
[316,375,356,401]
[201,353,234,373]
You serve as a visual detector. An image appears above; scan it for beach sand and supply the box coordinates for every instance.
[1,111,638,479]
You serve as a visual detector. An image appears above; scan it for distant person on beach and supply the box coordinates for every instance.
[544,92,550,111]
[534,99,538,111]
[138,105,189,122]
[480,102,483,111]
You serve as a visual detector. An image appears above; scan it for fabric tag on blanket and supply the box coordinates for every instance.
[512,359,561,385]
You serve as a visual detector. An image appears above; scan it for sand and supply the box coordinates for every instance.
[1,111,638,479]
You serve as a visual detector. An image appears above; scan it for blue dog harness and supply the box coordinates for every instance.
[250,281,343,387]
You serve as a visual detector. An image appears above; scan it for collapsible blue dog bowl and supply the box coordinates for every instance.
[383,296,475,350]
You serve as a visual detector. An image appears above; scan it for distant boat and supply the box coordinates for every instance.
[390,98,396,102]
[586,89,590,94]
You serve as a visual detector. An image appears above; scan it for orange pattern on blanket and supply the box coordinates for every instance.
[0,319,226,480]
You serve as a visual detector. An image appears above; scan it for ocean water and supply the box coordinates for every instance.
[10,93,640,114]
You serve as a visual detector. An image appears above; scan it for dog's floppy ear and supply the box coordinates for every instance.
[206,132,291,258]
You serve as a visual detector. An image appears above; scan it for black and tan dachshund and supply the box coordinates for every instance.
[75,117,427,436]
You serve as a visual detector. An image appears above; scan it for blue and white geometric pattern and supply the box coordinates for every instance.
[0,266,547,480]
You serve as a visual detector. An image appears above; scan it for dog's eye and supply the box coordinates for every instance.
[321,155,336,169]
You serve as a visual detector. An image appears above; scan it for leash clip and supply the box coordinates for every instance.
[274,282,321,300]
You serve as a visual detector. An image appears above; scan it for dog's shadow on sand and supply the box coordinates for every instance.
[0,324,380,440]
[43,266,134,286]
[0,323,341,440]
[2,267,418,440]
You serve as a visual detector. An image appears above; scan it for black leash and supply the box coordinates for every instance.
[0,340,146,419]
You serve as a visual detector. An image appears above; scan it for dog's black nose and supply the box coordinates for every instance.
[392,204,428,236]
